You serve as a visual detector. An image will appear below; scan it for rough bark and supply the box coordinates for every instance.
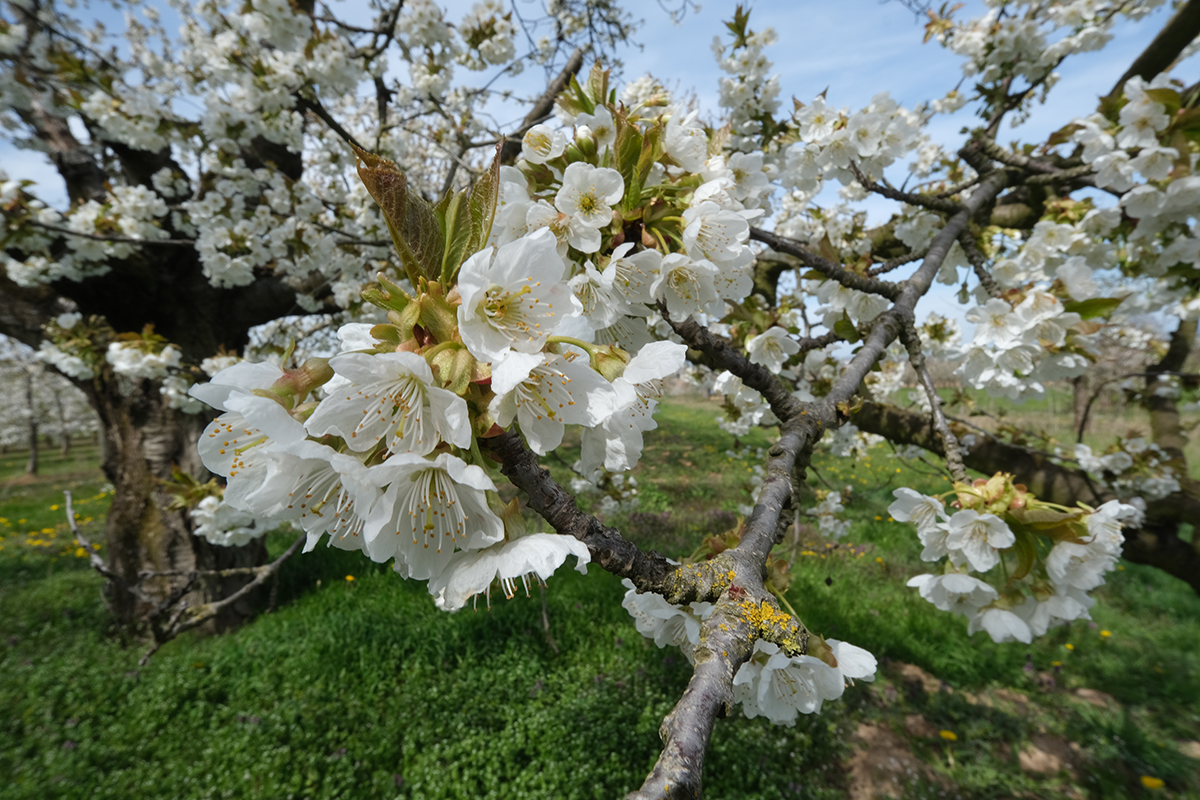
[23,369,38,476]
[85,376,266,627]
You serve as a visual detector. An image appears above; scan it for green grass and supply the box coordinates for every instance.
[2,402,1198,799]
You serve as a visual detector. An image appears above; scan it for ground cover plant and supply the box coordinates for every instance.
[3,401,1198,799]
[8,0,1200,794]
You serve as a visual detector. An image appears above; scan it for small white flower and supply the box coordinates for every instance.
[944,510,1015,573]
[456,228,581,361]
[651,254,721,320]
[968,606,1032,644]
[521,123,567,164]
[305,352,470,455]
[489,351,617,455]
[746,327,800,374]
[363,452,504,580]
[555,162,624,233]
[907,572,998,615]
[429,533,590,611]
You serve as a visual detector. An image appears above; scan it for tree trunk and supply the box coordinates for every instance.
[23,371,38,476]
[54,390,71,458]
[86,376,267,630]
[1071,374,1088,437]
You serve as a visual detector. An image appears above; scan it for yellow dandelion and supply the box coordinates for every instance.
[1052,660,1062,667]
[1100,630,1111,638]
[1065,643,1074,651]
[1140,776,1164,790]
[345,575,356,582]
[939,730,958,742]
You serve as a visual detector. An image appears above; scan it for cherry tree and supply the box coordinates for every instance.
[4,0,1200,795]
[0,333,97,468]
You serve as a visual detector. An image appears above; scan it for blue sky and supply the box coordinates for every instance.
[5,0,1192,208]
[3,0,1193,331]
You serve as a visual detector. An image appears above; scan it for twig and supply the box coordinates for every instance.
[64,490,155,605]
[868,247,928,277]
[957,231,1003,299]
[849,161,963,214]
[902,328,967,483]
[139,533,306,665]
[297,95,368,152]
[750,227,902,300]
[28,219,196,247]
[539,584,560,654]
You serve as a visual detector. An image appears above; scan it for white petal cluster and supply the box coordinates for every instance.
[897,486,1139,644]
[190,495,271,548]
[958,291,1096,403]
[105,342,182,381]
[733,638,876,724]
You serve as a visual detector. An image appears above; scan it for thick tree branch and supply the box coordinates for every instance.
[1105,0,1200,101]
[500,46,587,164]
[488,430,677,591]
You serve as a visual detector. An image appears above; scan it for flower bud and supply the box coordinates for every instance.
[362,274,414,314]
[590,344,631,381]
[428,344,486,395]
[271,356,334,404]
[805,634,838,669]
[418,283,459,344]
[487,493,527,541]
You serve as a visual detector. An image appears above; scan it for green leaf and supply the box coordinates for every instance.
[585,63,608,110]
[1009,529,1038,582]
[613,109,645,212]
[1145,87,1182,116]
[433,143,503,284]
[354,145,443,285]
[1063,296,1123,319]
[833,313,860,343]
[568,75,595,116]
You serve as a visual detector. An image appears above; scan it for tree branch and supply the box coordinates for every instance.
[1105,0,1200,102]
[750,228,902,300]
[500,46,587,164]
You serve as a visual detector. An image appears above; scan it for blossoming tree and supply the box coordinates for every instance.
[4,0,1200,795]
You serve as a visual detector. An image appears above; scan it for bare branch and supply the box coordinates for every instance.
[1105,0,1200,101]
[850,162,964,214]
[26,219,197,247]
[957,231,1003,299]
[750,228,903,300]
[500,46,587,164]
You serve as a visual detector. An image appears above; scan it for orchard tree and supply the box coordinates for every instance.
[0,333,97,468]
[5,0,1200,796]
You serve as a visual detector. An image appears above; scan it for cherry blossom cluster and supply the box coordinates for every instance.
[622,577,877,724]
[929,1,1166,111]
[781,92,927,202]
[569,468,640,516]
[711,10,781,155]
[1072,440,1180,504]
[959,290,1099,402]
[892,475,1139,644]
[807,488,851,541]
